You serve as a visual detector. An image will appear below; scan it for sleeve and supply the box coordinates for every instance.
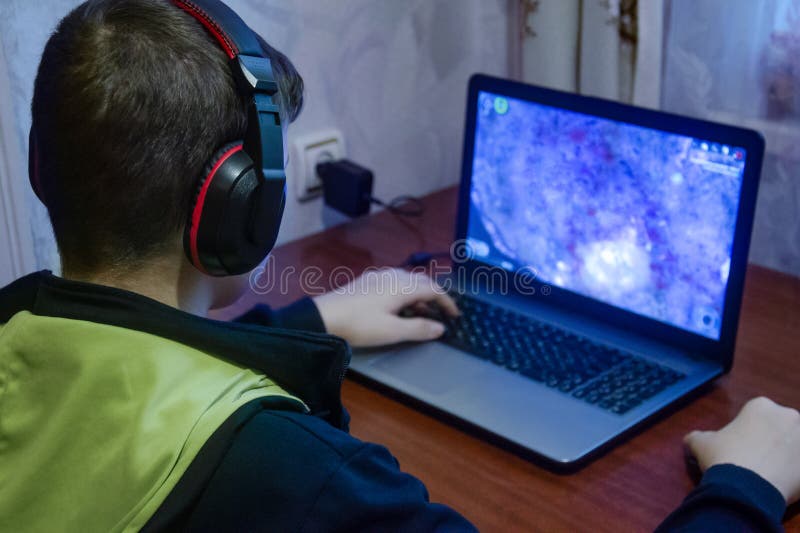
[655,464,786,533]
[233,297,326,333]
[302,442,478,533]
[175,410,474,533]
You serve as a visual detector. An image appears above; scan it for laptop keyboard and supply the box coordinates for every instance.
[440,292,686,415]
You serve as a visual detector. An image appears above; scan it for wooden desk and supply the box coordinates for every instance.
[222,187,800,531]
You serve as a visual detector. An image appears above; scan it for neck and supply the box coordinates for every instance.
[64,257,213,316]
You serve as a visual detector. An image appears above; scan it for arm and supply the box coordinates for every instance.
[236,268,458,346]
[233,297,327,333]
[656,464,785,532]
[302,441,477,532]
[178,410,475,532]
[657,397,800,532]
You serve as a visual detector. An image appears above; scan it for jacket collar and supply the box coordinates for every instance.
[0,271,350,428]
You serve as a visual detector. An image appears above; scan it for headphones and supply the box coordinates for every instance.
[29,0,287,276]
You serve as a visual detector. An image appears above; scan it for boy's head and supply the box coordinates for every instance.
[31,0,303,280]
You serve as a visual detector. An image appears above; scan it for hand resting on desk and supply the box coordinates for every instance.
[313,268,459,348]
[685,396,800,505]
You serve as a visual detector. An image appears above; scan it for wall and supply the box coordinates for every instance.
[0,0,509,275]
[0,42,36,287]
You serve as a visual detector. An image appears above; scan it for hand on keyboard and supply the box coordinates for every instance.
[313,268,460,348]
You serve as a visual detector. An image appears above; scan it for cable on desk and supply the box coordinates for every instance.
[371,195,425,217]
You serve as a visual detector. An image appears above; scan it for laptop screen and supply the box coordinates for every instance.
[466,91,748,340]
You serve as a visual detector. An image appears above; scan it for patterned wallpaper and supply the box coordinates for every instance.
[0,0,509,273]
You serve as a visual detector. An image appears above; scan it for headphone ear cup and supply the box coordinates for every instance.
[185,141,282,276]
[187,141,243,220]
[184,142,247,274]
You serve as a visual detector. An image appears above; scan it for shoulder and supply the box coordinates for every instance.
[228,409,372,479]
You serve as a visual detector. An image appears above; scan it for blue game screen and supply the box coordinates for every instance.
[467,91,747,339]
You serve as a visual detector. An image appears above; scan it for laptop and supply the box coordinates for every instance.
[349,74,764,469]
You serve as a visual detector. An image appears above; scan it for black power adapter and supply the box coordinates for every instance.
[316,159,374,217]
[315,159,426,218]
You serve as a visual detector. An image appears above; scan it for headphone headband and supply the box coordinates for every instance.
[171,0,263,58]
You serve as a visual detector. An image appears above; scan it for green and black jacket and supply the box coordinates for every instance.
[0,272,787,532]
[0,272,474,532]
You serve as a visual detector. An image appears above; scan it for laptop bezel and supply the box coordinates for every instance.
[455,74,764,370]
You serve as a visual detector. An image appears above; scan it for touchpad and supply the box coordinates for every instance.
[370,342,483,396]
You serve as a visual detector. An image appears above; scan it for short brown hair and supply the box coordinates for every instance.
[31,0,303,275]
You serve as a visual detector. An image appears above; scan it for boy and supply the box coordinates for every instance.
[0,0,798,531]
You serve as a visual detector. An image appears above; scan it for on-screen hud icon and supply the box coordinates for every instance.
[493,96,509,115]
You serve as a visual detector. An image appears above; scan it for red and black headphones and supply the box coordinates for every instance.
[29,0,287,276]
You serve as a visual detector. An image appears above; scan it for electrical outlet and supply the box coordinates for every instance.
[292,129,345,201]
